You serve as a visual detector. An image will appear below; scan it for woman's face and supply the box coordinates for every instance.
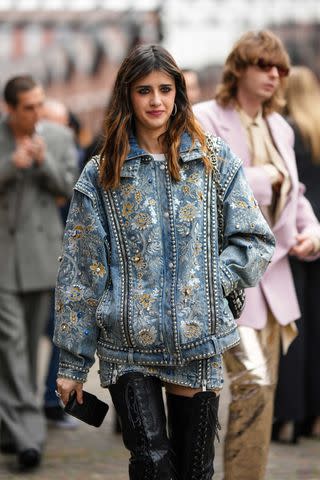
[130,69,176,137]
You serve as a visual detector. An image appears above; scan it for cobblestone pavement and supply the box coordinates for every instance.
[1,346,319,480]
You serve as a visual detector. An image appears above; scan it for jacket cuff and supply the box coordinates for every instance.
[58,362,89,383]
[219,263,235,296]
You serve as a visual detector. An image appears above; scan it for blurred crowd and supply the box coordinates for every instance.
[0,26,320,479]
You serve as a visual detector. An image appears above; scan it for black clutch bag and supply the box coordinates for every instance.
[64,390,109,427]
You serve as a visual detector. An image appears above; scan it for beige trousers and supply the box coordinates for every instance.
[223,313,280,480]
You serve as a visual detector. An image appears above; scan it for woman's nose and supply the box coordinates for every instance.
[150,93,161,106]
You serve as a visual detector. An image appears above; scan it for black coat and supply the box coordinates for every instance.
[274,119,320,422]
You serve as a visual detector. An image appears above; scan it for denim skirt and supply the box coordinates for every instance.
[99,353,223,391]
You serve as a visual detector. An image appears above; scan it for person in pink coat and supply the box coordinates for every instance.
[194,30,320,480]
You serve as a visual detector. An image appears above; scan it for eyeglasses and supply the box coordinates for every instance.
[255,58,289,78]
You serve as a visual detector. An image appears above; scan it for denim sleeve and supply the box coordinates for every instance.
[217,141,276,295]
[53,187,109,382]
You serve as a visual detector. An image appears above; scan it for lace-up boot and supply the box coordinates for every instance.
[167,391,220,480]
[109,373,177,480]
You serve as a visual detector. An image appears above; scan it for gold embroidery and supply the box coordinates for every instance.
[180,203,197,222]
[87,298,99,308]
[133,257,146,270]
[134,212,151,230]
[236,200,247,208]
[187,172,200,184]
[68,286,83,301]
[90,262,106,277]
[122,202,134,218]
[135,191,143,203]
[182,321,201,339]
[194,241,202,255]
[139,293,155,310]
[138,327,156,346]
[73,225,85,238]
[56,300,63,312]
[121,184,134,196]
[182,286,192,296]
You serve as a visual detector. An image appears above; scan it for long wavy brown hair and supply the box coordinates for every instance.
[99,44,209,189]
[215,30,290,116]
[285,66,320,163]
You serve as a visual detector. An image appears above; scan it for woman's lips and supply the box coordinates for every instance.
[147,110,165,116]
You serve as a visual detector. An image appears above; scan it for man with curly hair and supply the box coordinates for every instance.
[194,30,320,480]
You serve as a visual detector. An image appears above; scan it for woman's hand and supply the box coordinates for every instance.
[56,378,84,406]
[289,233,315,259]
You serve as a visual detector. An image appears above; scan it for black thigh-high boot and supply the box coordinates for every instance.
[167,391,220,480]
[109,373,177,480]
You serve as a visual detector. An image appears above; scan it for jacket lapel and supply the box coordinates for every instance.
[216,106,251,165]
[267,115,297,233]
[267,115,296,183]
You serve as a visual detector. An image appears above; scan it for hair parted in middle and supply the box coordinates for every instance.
[215,30,290,116]
[99,44,209,189]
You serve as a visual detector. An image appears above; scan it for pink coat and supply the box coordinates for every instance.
[194,100,320,329]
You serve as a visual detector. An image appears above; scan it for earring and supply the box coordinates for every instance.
[171,103,177,116]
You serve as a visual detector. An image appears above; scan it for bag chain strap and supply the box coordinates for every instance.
[205,134,225,253]
[205,134,246,319]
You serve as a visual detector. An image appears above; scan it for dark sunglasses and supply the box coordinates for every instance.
[255,58,289,78]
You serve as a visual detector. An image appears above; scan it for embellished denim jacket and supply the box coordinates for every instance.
[53,133,275,382]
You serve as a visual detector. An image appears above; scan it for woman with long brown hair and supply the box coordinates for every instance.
[273,66,320,443]
[53,44,274,479]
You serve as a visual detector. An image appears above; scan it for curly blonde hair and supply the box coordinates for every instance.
[215,30,290,116]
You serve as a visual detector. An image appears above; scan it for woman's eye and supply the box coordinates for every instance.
[161,86,172,93]
[137,88,150,95]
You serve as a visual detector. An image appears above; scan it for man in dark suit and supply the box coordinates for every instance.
[0,75,78,471]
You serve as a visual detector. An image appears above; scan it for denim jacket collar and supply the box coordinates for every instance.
[122,132,203,177]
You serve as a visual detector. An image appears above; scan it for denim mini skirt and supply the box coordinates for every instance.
[100,353,223,391]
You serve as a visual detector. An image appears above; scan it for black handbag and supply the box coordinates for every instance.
[206,134,245,319]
